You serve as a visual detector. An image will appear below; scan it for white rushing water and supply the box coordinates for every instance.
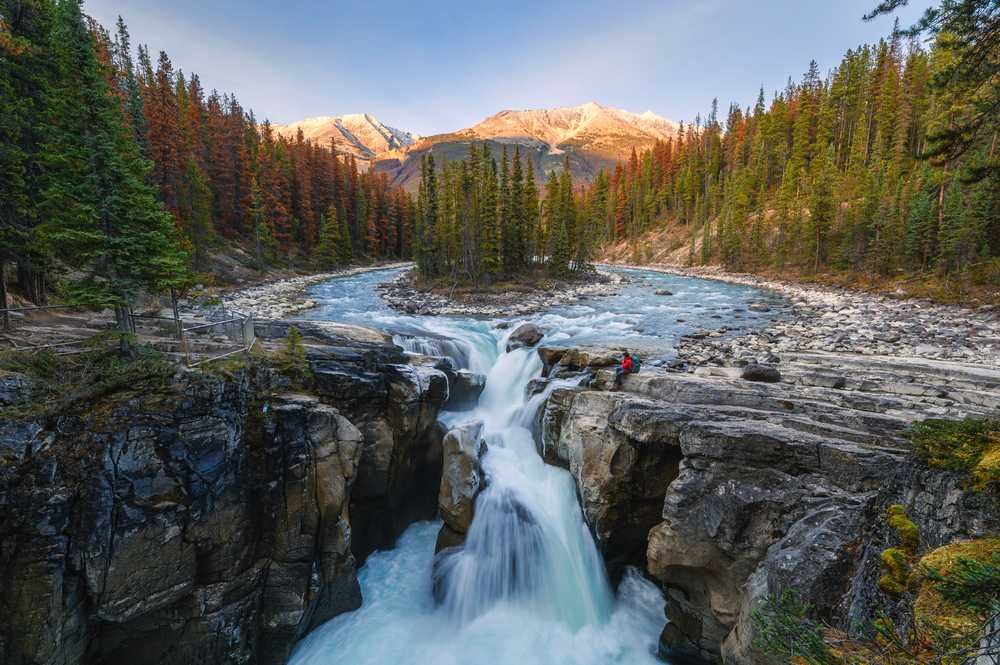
[289,324,667,665]
[289,266,785,664]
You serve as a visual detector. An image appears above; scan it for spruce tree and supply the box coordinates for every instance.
[36,0,188,319]
[479,151,500,277]
[316,205,342,268]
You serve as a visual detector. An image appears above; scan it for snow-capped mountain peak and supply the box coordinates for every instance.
[460,102,677,158]
[274,113,417,159]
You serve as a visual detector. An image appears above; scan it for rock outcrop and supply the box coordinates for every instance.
[0,324,450,665]
[435,421,486,552]
[538,345,1000,664]
[541,390,682,578]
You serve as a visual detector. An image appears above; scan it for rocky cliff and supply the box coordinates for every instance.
[0,322,448,665]
[537,346,1000,664]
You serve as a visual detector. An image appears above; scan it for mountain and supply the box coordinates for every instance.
[377,102,678,189]
[276,103,677,188]
[463,102,676,158]
[273,113,417,160]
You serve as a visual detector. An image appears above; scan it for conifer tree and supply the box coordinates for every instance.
[36,0,188,320]
[479,150,500,277]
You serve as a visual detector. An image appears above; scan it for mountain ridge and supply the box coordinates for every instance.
[276,102,677,187]
[273,113,418,160]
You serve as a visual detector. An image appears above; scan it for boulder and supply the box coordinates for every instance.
[545,346,621,376]
[0,334,453,665]
[447,370,486,410]
[436,422,485,552]
[542,391,682,576]
[740,363,781,383]
[0,381,366,665]
[654,289,674,296]
[349,363,449,559]
[506,323,544,352]
[0,370,33,406]
[539,354,1000,664]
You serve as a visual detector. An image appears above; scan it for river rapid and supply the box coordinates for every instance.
[288,267,781,665]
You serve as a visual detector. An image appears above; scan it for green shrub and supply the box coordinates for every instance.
[912,538,1000,664]
[877,505,920,597]
[278,326,311,385]
[879,548,912,596]
[751,589,841,664]
[920,538,1000,616]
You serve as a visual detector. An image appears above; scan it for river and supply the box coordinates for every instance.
[288,266,781,665]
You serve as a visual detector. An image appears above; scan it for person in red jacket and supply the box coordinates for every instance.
[615,350,633,388]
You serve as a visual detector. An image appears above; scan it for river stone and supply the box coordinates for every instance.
[506,323,544,352]
[655,289,674,296]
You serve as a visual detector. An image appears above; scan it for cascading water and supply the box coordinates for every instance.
[289,326,667,665]
[434,344,612,629]
[290,265,785,664]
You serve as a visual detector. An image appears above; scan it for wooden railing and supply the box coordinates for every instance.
[1,302,255,367]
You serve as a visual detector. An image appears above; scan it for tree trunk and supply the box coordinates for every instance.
[16,261,46,305]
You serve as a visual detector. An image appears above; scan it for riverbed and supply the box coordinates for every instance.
[281,266,785,665]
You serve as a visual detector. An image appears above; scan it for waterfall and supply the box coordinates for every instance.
[288,321,666,665]
[434,347,613,628]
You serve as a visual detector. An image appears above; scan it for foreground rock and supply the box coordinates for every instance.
[0,323,447,665]
[435,422,486,552]
[539,346,1000,664]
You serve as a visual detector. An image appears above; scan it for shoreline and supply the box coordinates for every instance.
[212,259,1000,370]
[215,262,411,320]
[605,262,1000,369]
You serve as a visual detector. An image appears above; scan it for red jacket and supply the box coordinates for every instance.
[621,356,633,372]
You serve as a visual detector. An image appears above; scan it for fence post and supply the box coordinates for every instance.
[170,288,183,339]
[1,262,9,333]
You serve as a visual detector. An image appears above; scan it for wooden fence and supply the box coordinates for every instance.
[0,302,255,367]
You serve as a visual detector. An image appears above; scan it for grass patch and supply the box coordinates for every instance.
[0,336,175,420]
[909,418,1000,491]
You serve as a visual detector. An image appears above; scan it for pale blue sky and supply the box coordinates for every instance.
[83,0,932,135]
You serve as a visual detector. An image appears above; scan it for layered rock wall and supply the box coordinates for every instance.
[538,347,1000,664]
[0,324,448,665]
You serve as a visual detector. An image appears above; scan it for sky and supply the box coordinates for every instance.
[83,0,934,136]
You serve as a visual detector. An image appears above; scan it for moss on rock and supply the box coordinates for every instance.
[910,418,1000,491]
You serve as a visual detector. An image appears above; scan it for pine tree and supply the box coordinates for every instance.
[0,0,55,303]
[479,149,500,277]
[36,0,188,318]
[523,158,540,266]
[316,204,344,268]
[808,146,837,272]
[180,156,214,271]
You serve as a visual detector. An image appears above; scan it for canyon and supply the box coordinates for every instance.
[1,266,997,665]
